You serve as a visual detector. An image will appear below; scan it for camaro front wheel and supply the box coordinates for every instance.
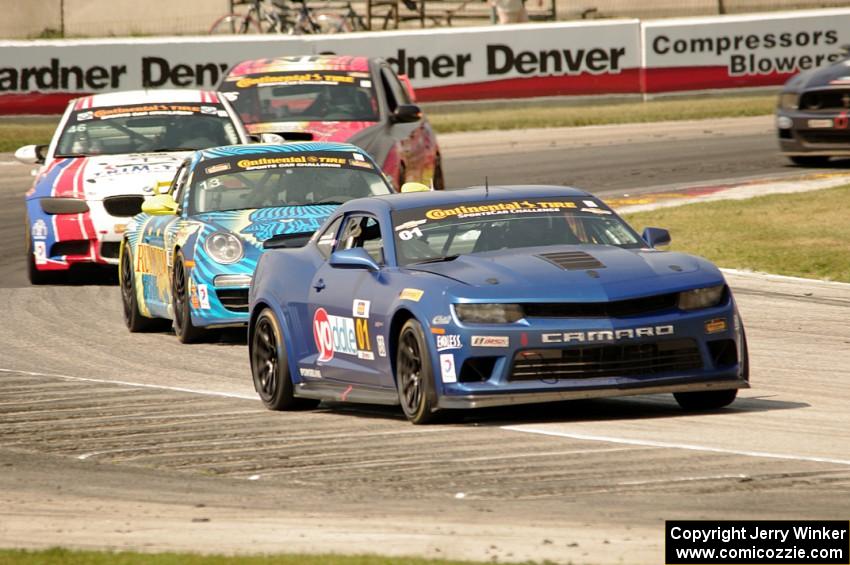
[395,319,439,424]
[250,308,319,411]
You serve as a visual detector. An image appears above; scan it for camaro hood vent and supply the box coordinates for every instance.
[537,251,605,270]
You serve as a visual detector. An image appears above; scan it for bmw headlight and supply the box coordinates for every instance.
[678,285,725,311]
[204,232,243,264]
[454,303,524,324]
[778,92,799,110]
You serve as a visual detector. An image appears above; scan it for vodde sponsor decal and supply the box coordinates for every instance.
[313,307,365,362]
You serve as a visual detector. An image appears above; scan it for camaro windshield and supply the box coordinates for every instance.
[55,104,240,157]
[392,197,644,266]
[220,71,379,124]
[189,150,391,214]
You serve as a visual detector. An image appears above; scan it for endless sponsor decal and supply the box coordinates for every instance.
[436,334,462,352]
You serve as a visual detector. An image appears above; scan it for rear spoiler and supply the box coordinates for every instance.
[263,231,315,250]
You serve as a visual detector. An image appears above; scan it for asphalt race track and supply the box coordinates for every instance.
[1,116,849,564]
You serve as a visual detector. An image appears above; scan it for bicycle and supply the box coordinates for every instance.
[209,0,365,34]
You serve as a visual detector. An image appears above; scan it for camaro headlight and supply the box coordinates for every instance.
[778,92,799,110]
[454,303,524,324]
[678,285,725,311]
[204,232,243,264]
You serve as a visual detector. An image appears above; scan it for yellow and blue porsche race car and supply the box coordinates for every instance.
[119,142,394,342]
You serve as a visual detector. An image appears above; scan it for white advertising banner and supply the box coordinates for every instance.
[0,20,641,114]
[641,9,850,92]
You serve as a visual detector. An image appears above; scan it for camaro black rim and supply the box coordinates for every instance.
[121,249,134,321]
[253,317,278,400]
[173,260,187,331]
[398,329,423,413]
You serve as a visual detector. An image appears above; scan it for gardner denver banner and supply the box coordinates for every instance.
[642,8,850,92]
[0,21,641,114]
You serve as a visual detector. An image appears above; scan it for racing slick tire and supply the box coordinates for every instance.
[432,154,445,190]
[172,251,205,344]
[120,241,167,332]
[250,308,320,411]
[788,156,830,167]
[395,318,440,424]
[674,333,748,411]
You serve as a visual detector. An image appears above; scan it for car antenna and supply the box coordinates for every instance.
[485,176,489,198]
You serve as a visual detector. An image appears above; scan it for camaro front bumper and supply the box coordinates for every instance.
[437,377,748,409]
[429,299,747,409]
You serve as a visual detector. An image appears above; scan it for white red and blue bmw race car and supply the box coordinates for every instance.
[17,89,249,284]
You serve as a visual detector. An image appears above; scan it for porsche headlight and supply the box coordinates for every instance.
[204,232,243,264]
[778,92,799,110]
[678,285,725,311]
[454,303,524,324]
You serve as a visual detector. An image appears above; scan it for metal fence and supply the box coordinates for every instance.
[2,0,850,38]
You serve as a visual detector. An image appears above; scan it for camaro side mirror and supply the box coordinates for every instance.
[329,248,380,272]
[15,144,47,165]
[401,182,430,193]
[392,104,422,124]
[142,193,179,216]
[642,227,671,248]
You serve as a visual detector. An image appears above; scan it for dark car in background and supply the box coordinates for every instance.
[776,49,850,165]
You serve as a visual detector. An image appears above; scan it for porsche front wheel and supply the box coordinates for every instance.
[251,308,319,411]
[172,252,204,343]
[120,242,165,332]
[395,319,439,424]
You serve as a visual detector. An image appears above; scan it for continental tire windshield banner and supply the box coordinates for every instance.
[641,8,850,92]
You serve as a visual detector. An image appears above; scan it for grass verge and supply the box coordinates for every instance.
[0,548,545,565]
[428,94,775,134]
[622,185,850,283]
[0,119,57,153]
[0,94,775,153]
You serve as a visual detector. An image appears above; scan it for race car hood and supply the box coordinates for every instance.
[32,153,187,200]
[246,120,379,143]
[193,205,337,249]
[784,57,850,91]
[408,245,724,302]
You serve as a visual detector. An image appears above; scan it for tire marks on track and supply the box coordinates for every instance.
[1,370,846,502]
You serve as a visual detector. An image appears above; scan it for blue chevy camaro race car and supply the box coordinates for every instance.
[119,142,393,343]
[249,186,749,424]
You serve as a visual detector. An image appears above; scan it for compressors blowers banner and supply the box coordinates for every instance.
[1,8,850,114]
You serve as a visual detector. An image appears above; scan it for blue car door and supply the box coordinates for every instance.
[308,213,388,388]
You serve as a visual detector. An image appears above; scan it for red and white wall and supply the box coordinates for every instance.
[640,9,850,93]
[1,8,850,114]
